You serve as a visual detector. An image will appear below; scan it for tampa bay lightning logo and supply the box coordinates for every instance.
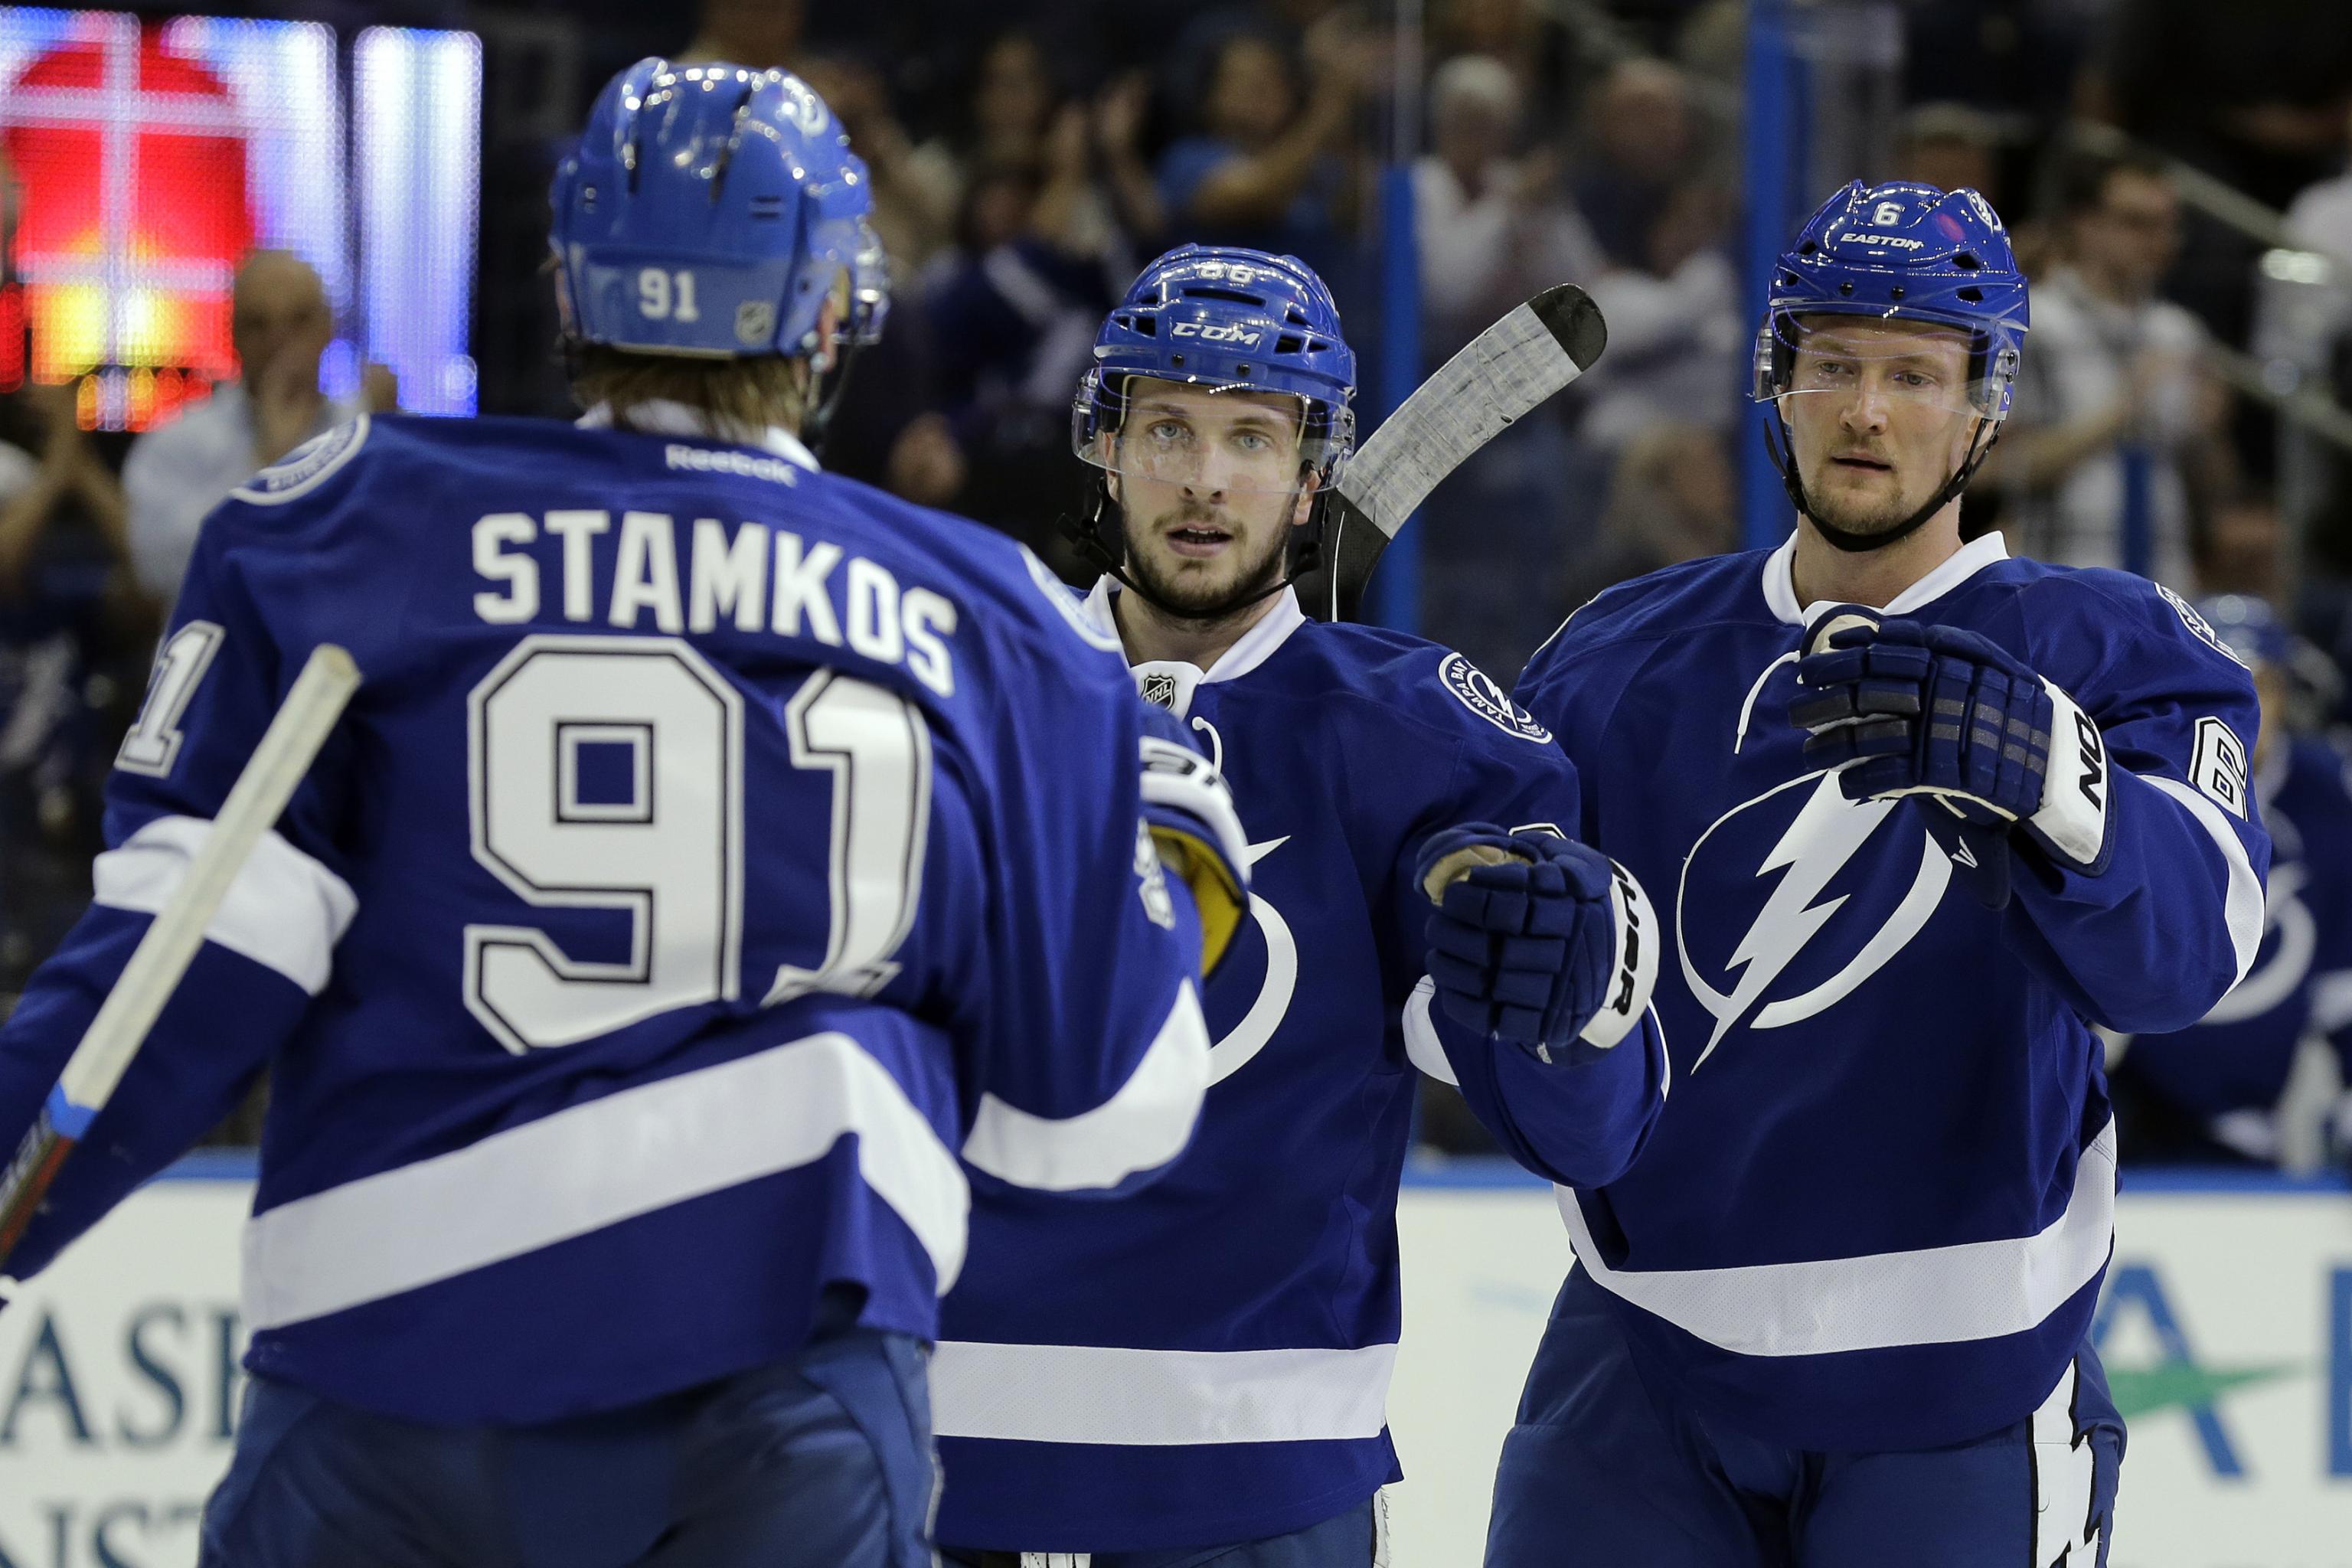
[1678,770,1953,1068]
[230,415,371,506]
[1439,652,1552,743]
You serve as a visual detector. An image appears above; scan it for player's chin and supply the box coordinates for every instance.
[1807,479,1917,537]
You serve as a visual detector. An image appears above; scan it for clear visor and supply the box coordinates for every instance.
[1753,315,2014,421]
[1073,374,1351,498]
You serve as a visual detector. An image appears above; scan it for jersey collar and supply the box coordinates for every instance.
[1080,577,1308,683]
[575,399,820,472]
[1762,529,2010,627]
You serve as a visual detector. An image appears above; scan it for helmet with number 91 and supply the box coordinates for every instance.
[550,57,887,363]
[1753,180,2028,550]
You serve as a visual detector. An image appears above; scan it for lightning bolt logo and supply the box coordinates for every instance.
[1681,771,1952,1070]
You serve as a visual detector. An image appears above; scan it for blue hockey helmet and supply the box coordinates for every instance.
[1072,244,1357,494]
[1753,180,2029,421]
[550,58,882,361]
[2193,593,2292,669]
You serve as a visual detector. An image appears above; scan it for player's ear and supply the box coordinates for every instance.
[1289,468,1320,528]
[809,289,845,375]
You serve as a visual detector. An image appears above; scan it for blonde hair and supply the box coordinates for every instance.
[571,347,815,443]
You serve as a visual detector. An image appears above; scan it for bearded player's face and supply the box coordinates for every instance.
[1109,377,1317,617]
[1779,317,1980,543]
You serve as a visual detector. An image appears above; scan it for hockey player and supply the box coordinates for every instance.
[928,243,1670,1566]
[0,60,1248,1568]
[1499,181,2269,1566]
[2108,594,2352,1166]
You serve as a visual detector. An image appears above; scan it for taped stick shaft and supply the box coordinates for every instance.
[0,644,359,1266]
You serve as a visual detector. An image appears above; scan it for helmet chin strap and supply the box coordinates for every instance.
[1765,409,2003,554]
[1060,474,1321,626]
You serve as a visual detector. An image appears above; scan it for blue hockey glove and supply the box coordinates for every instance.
[1416,824,1658,1056]
[1789,609,2112,893]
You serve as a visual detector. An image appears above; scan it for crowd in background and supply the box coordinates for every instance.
[6,0,2352,1165]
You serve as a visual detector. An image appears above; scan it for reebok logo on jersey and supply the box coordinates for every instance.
[663,443,802,485]
[1439,652,1553,743]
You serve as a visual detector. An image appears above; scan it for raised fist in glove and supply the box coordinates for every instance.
[1416,824,1659,1057]
[1790,608,2112,898]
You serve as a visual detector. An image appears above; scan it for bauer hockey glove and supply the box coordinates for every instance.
[1790,607,2112,907]
[1416,824,1659,1057]
[1138,733,1251,973]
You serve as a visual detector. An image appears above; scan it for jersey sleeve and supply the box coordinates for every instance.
[950,609,1213,1200]
[0,485,361,1279]
[2002,580,2272,1034]
[1384,682,1666,1191]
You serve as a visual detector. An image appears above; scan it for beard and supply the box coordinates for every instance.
[1797,454,1938,540]
[1122,500,1294,619]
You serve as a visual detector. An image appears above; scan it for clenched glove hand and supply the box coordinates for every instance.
[1790,607,2112,906]
[1416,824,1658,1057]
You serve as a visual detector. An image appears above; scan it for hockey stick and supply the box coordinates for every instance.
[0,643,362,1269]
[1301,283,1609,622]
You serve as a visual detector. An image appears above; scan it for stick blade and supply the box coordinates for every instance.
[1530,282,1607,371]
[1307,282,1610,622]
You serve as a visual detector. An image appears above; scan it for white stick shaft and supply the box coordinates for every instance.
[56,645,361,1112]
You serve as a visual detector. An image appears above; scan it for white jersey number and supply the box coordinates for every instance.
[463,636,927,1053]
[117,620,225,777]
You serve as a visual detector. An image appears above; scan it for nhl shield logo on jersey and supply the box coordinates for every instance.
[1439,652,1553,743]
[1140,671,1181,709]
[1677,770,1952,1068]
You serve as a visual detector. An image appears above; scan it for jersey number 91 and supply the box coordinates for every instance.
[464,635,930,1053]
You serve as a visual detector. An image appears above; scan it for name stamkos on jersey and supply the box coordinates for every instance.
[2157,583,2251,670]
[2191,716,2251,818]
[230,415,371,506]
[1439,652,1553,743]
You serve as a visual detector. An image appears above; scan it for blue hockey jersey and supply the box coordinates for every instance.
[929,582,1668,1553]
[2119,732,2352,1155]
[0,410,1219,1425]
[1514,531,2268,1452]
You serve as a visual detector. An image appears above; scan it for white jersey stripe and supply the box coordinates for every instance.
[2138,773,2265,985]
[93,814,358,995]
[962,980,1210,1192]
[929,1340,1397,1446]
[242,1027,971,1329]
[1558,1121,2116,1357]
